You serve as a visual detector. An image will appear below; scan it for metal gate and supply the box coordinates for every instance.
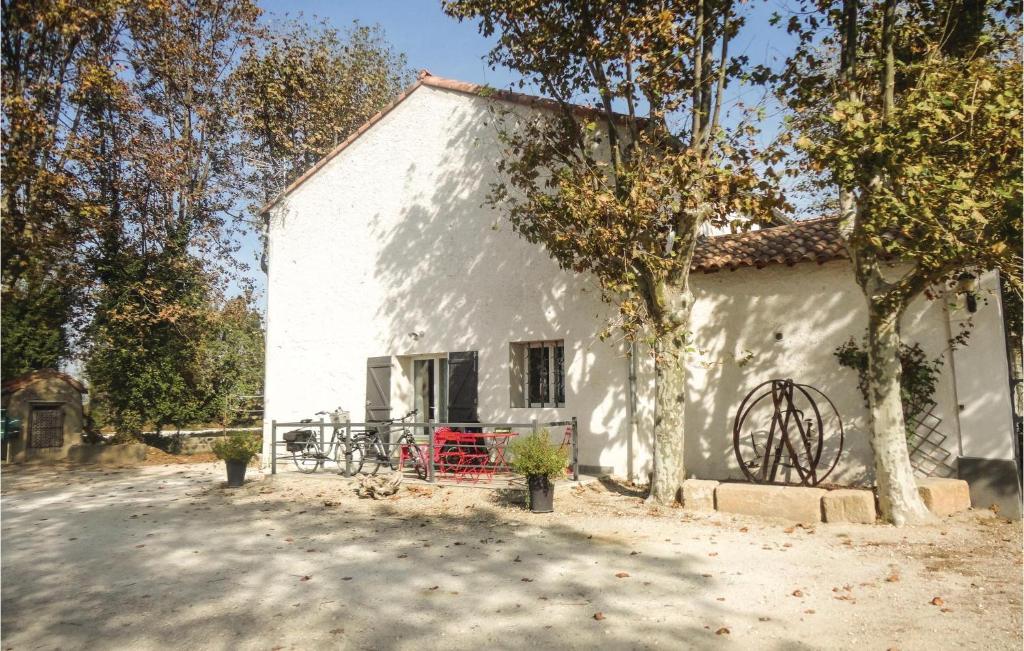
[29,405,63,448]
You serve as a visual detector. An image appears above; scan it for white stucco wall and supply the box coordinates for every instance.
[263,83,1016,484]
[263,84,634,474]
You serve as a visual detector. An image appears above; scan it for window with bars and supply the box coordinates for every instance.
[509,341,565,408]
[29,405,64,448]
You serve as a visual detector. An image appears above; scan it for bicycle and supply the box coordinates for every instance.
[356,409,425,477]
[282,408,424,477]
[283,408,362,474]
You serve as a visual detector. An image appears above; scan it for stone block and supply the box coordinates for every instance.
[682,479,719,512]
[917,477,971,517]
[715,483,825,523]
[822,489,877,524]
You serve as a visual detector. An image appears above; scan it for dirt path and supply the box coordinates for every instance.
[1,463,1020,650]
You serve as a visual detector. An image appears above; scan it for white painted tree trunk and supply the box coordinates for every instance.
[866,303,934,525]
[648,284,691,505]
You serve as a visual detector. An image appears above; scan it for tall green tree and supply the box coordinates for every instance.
[83,0,264,437]
[780,0,1022,523]
[202,293,265,426]
[1,0,125,379]
[444,0,782,503]
[232,19,412,270]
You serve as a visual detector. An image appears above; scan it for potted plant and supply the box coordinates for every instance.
[508,430,569,513]
[211,431,261,487]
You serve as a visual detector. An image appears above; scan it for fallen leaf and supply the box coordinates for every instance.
[593,612,605,621]
[521,578,534,582]
[715,627,730,635]
[615,572,630,578]
[930,597,944,606]
[299,575,311,582]
[792,589,804,597]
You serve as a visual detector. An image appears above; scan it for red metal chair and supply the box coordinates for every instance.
[450,432,489,483]
[432,427,465,478]
[560,425,573,475]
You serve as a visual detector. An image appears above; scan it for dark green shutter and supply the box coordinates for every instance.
[447,351,478,422]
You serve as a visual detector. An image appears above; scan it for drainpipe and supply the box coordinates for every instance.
[627,341,639,483]
[941,284,966,458]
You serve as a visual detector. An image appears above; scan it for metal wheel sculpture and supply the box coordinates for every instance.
[732,379,844,486]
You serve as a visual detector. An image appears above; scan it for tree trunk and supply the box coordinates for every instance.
[648,285,691,505]
[866,302,934,525]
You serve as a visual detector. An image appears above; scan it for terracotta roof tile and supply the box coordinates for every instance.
[691,217,847,273]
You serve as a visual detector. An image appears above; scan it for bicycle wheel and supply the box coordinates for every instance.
[397,434,427,480]
[347,435,374,475]
[292,438,321,473]
[360,436,389,476]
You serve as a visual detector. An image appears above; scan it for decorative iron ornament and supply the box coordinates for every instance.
[732,379,844,487]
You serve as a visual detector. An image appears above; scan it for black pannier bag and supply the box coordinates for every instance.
[283,429,315,452]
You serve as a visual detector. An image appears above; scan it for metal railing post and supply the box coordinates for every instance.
[343,423,352,477]
[271,420,277,475]
[318,418,325,471]
[531,418,538,435]
[427,424,436,483]
[571,416,579,481]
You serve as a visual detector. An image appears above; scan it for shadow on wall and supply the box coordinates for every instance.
[686,264,872,487]
[370,96,634,474]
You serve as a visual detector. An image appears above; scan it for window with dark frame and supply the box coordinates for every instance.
[510,340,565,408]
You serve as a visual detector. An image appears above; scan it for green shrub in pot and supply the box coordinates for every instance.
[212,431,261,487]
[508,430,568,513]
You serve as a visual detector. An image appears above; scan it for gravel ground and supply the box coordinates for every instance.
[1,462,1021,651]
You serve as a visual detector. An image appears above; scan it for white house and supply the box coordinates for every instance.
[261,72,1020,510]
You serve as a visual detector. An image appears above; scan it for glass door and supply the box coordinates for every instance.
[413,356,449,432]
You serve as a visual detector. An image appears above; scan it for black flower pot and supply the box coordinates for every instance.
[225,459,247,487]
[527,475,554,513]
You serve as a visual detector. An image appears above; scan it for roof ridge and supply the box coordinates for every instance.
[703,215,841,241]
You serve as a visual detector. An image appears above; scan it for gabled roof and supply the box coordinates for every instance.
[2,369,87,395]
[691,217,847,273]
[259,70,635,215]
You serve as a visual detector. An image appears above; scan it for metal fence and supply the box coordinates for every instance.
[269,418,579,484]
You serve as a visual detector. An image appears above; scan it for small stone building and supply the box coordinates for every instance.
[1,370,87,462]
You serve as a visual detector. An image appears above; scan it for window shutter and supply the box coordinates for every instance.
[447,351,479,423]
[365,357,392,423]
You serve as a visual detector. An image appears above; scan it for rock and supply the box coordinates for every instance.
[822,489,877,524]
[715,483,825,523]
[916,478,971,517]
[682,479,719,512]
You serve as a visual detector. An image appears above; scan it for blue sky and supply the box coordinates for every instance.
[239,1,799,303]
